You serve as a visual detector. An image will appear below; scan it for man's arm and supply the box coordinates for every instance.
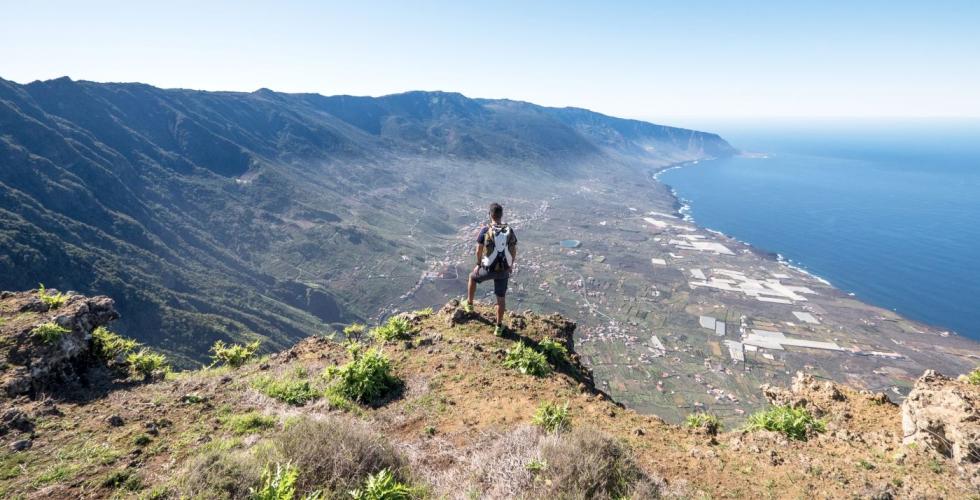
[475,244,484,267]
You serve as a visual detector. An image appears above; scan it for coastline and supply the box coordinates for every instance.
[649,157,969,341]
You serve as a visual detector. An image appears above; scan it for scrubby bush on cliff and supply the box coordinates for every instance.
[126,349,170,379]
[746,405,825,441]
[324,345,401,403]
[503,342,551,377]
[966,367,980,385]
[37,283,67,309]
[533,401,571,433]
[91,326,139,362]
[343,323,367,342]
[532,428,658,499]
[273,416,410,497]
[371,316,414,343]
[538,339,569,365]
[31,322,70,344]
[210,339,261,368]
[685,412,722,435]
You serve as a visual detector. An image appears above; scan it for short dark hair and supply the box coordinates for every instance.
[489,202,503,222]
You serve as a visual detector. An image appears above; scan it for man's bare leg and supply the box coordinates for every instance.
[496,295,505,324]
[467,271,477,308]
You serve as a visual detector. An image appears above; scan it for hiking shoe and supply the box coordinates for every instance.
[463,302,474,313]
[494,324,505,337]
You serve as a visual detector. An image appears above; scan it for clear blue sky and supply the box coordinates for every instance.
[2,1,978,121]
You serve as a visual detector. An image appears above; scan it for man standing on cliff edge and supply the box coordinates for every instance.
[465,202,518,336]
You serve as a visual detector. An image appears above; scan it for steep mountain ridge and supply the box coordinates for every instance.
[0,76,735,366]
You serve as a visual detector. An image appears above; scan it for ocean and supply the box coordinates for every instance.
[657,120,980,341]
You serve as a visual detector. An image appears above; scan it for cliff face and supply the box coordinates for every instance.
[0,291,976,498]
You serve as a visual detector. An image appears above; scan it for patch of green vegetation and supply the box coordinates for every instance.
[134,434,152,447]
[537,339,568,365]
[532,401,571,433]
[966,367,980,385]
[251,462,304,500]
[31,322,70,344]
[525,458,547,473]
[181,393,207,404]
[224,412,278,435]
[349,469,415,500]
[503,342,551,377]
[684,412,722,434]
[371,316,413,343]
[32,463,81,487]
[745,405,825,441]
[323,346,400,403]
[413,307,434,317]
[343,323,367,342]
[37,283,67,309]
[856,459,875,470]
[127,349,170,379]
[0,452,30,480]
[102,468,143,491]
[91,326,140,361]
[210,339,261,368]
[928,458,944,474]
[252,376,320,406]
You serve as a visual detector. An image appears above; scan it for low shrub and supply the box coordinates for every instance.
[503,342,551,377]
[126,349,170,379]
[324,348,400,403]
[37,284,67,309]
[746,405,825,441]
[177,448,263,499]
[210,339,261,368]
[91,326,140,362]
[349,469,415,500]
[343,323,367,342]
[224,412,278,435]
[31,322,70,344]
[966,367,980,385]
[532,401,571,433]
[534,427,659,499]
[537,339,568,365]
[371,316,413,342]
[252,376,320,406]
[684,412,722,435]
[273,416,407,496]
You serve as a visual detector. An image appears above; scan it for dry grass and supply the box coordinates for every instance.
[273,416,408,496]
[177,447,263,499]
[533,427,661,499]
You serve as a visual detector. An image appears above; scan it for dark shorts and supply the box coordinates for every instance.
[470,267,510,297]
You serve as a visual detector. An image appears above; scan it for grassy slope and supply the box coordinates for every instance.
[0,299,972,499]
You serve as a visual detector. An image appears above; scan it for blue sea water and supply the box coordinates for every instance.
[658,120,980,340]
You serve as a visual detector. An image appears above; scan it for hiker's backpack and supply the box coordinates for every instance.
[481,224,515,271]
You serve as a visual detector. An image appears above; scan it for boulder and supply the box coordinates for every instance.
[901,370,980,465]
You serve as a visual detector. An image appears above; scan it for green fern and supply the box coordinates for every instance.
[37,283,68,309]
[210,339,261,368]
[746,405,825,441]
[503,342,551,377]
[31,322,70,344]
[371,317,413,343]
[532,401,571,433]
[349,469,414,500]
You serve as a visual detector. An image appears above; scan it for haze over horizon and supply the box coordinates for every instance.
[3,1,979,123]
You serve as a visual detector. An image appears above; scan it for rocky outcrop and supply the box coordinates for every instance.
[0,290,118,397]
[901,370,980,465]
